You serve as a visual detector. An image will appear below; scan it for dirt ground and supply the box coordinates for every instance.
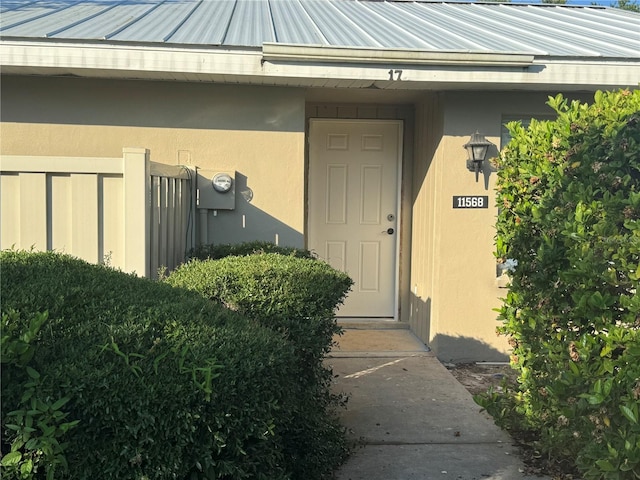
[446,362,517,396]
[448,363,581,479]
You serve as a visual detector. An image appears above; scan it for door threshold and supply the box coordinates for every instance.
[337,318,410,330]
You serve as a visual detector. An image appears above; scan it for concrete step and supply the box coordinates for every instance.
[330,328,430,358]
[337,318,411,330]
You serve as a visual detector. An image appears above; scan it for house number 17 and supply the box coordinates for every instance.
[388,69,403,81]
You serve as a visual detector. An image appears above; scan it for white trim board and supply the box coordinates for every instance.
[2,41,639,90]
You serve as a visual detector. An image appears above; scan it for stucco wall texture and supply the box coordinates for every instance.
[1,76,307,247]
[0,75,590,361]
[412,91,549,361]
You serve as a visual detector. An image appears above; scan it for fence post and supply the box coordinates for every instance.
[123,148,150,277]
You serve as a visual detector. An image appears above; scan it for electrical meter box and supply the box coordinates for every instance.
[196,169,236,210]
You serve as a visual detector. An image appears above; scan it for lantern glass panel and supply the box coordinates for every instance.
[473,145,488,161]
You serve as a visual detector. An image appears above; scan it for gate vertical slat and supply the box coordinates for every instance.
[150,176,161,278]
[172,178,183,269]
[158,177,168,273]
[166,177,176,270]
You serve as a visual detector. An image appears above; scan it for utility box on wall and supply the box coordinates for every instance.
[196,169,236,210]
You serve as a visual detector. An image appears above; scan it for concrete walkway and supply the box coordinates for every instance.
[328,329,547,480]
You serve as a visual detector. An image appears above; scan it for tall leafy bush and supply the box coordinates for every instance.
[164,254,353,479]
[1,251,302,480]
[484,89,640,478]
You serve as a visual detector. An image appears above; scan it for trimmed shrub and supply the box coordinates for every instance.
[1,251,300,480]
[480,90,640,478]
[188,241,315,261]
[164,254,354,479]
[165,253,352,361]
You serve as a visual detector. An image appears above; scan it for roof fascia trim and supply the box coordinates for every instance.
[2,40,638,90]
[262,43,535,67]
[0,39,263,76]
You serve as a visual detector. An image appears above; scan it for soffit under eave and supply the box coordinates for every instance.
[2,62,638,93]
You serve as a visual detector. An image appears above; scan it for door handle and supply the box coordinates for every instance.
[384,228,394,235]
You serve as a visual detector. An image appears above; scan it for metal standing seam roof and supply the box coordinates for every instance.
[1,0,639,58]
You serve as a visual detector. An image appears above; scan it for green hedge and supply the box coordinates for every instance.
[1,310,80,479]
[480,90,640,479]
[164,254,353,479]
[188,241,315,261]
[165,253,352,361]
[1,251,302,480]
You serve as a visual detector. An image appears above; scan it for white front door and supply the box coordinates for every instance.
[308,119,402,318]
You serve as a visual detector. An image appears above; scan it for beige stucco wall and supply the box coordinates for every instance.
[2,74,597,361]
[410,90,592,362]
[1,76,306,247]
[409,92,444,346]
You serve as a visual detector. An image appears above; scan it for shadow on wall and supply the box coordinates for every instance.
[0,76,304,133]
[203,172,304,248]
[408,292,431,350]
[409,293,507,363]
[430,334,509,364]
[478,144,500,191]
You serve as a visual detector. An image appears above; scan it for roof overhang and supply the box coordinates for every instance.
[1,39,639,91]
[261,43,535,67]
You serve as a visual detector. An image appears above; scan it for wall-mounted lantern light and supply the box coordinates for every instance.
[463,132,492,179]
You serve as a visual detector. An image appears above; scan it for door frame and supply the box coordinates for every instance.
[306,118,404,320]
